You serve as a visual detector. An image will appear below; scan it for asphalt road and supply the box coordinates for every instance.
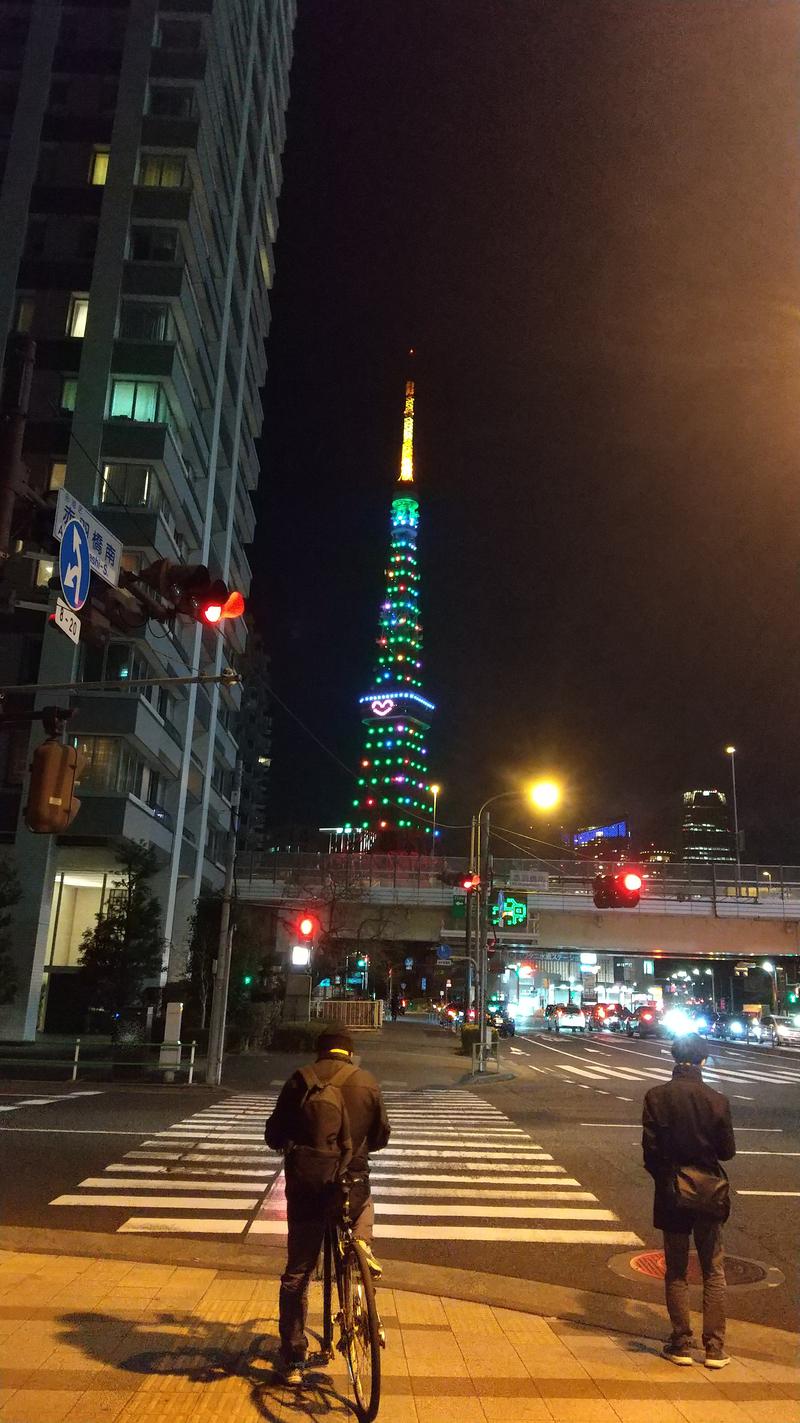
[1,1019,797,1330]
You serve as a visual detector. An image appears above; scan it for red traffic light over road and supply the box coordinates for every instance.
[460,873,481,892]
[136,560,245,627]
[298,914,319,939]
[593,868,643,909]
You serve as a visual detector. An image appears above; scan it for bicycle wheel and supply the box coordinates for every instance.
[340,1239,381,1421]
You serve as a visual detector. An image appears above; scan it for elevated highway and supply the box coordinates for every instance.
[237,854,800,959]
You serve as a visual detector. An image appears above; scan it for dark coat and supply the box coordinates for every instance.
[642,1063,736,1231]
[265,1053,391,1179]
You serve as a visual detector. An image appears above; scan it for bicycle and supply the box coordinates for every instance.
[318,1173,384,1422]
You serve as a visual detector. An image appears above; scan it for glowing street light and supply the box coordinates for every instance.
[529,779,561,812]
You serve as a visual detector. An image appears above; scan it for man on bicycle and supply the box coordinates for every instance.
[265,1027,391,1383]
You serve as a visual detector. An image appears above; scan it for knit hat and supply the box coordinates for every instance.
[316,1028,355,1059]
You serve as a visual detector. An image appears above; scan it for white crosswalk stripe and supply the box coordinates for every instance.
[49,1093,280,1235]
[48,1087,643,1248]
[251,1087,642,1248]
[523,1035,800,1087]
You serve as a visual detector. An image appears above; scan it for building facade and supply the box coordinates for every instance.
[681,789,736,864]
[0,0,295,1037]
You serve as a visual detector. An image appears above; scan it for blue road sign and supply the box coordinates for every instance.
[436,944,451,962]
[59,519,91,611]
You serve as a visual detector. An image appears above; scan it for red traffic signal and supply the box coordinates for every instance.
[298,914,319,939]
[592,868,643,909]
[460,872,481,892]
[24,739,84,833]
[137,560,245,627]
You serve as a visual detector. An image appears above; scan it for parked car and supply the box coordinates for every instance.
[555,1004,586,1033]
[625,1004,662,1038]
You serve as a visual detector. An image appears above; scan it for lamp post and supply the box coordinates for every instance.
[762,960,778,1012]
[704,965,716,1008]
[431,784,440,853]
[474,778,561,1073]
[725,746,741,875]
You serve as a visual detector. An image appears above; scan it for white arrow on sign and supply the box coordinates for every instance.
[63,523,84,596]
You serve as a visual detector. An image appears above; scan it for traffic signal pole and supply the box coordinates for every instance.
[464,815,477,1008]
[205,758,243,1087]
[477,808,491,1073]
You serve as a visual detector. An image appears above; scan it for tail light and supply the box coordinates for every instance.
[642,1012,653,1021]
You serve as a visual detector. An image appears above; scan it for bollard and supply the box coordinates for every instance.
[188,1040,196,1086]
[71,1037,81,1082]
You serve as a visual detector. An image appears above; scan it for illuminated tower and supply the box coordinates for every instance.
[350,373,436,848]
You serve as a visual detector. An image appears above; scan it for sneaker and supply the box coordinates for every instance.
[357,1239,383,1279]
[662,1343,694,1367]
[274,1356,305,1386]
[704,1349,731,1370]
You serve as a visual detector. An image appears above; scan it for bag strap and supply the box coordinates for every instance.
[329,1063,358,1089]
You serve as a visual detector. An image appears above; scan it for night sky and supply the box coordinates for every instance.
[255,1,800,861]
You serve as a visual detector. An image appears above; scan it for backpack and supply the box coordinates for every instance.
[285,1063,358,1191]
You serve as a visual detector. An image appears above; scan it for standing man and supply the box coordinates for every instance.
[642,1032,736,1369]
[265,1027,390,1384]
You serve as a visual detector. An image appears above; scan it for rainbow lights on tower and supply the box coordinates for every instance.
[349,368,436,846]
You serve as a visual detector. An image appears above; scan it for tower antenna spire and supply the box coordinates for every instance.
[398,348,415,483]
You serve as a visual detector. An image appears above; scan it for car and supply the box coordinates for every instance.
[487,1006,516,1038]
[584,1003,612,1031]
[709,1012,738,1041]
[625,1004,661,1038]
[555,1004,586,1033]
[661,1006,711,1037]
[768,1014,800,1047]
[543,1005,565,1032]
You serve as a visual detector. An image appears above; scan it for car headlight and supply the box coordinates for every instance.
[664,1009,690,1034]
[729,1020,744,1034]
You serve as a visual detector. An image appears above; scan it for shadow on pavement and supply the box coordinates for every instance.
[57,1310,357,1421]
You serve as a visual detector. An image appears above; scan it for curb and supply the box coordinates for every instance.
[2,1226,794,1364]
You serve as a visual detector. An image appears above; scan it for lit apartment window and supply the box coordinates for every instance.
[60,378,78,412]
[109,380,167,423]
[67,295,89,338]
[100,463,155,508]
[89,149,109,185]
[48,461,67,491]
[138,153,186,187]
[14,297,34,333]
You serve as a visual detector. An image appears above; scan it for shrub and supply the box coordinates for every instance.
[270,1019,332,1053]
[460,1024,498,1055]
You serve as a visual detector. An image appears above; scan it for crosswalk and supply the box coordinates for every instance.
[521,1036,800,1090]
[0,1090,103,1114]
[50,1088,643,1249]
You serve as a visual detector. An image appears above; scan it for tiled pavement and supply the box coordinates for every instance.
[0,1250,797,1423]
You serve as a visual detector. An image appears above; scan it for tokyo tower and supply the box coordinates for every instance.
[348,370,436,850]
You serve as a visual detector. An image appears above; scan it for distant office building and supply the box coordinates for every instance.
[0,0,296,1038]
[639,843,678,865]
[681,790,735,863]
[570,819,630,860]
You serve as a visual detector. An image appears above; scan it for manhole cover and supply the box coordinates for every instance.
[631,1251,768,1287]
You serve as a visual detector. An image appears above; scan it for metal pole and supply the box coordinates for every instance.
[0,333,35,563]
[188,1040,196,1086]
[477,808,491,1073]
[71,1037,80,1083]
[205,759,243,1086]
[729,751,741,876]
[432,789,438,851]
[465,814,476,1008]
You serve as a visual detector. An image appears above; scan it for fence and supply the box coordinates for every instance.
[310,999,384,1030]
[0,1038,197,1084]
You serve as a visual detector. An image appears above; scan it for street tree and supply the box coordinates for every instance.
[78,842,164,1037]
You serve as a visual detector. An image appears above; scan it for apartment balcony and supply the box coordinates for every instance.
[140,115,200,150]
[131,187,192,224]
[71,696,182,779]
[150,49,208,80]
[60,794,174,853]
[122,262,187,301]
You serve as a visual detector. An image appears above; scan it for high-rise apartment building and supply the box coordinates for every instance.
[0,0,295,1038]
[681,789,735,864]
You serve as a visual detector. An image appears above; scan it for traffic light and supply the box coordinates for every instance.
[242,973,253,987]
[460,872,481,892]
[24,739,84,833]
[297,913,319,940]
[440,869,481,888]
[136,559,245,627]
[592,869,643,909]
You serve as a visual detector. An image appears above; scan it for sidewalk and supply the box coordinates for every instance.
[0,1249,797,1423]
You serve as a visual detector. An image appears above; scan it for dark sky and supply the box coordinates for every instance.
[255,0,800,860]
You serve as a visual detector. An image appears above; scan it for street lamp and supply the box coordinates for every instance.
[704,965,716,1006]
[473,778,562,1072]
[762,960,778,1011]
[430,784,441,852]
[725,746,741,875]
